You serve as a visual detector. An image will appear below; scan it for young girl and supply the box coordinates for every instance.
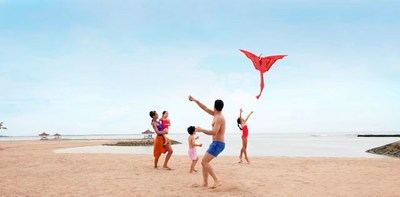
[237,108,253,164]
[187,126,202,173]
[160,111,171,146]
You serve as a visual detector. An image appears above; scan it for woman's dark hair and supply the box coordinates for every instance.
[162,111,167,115]
[237,117,242,130]
[187,126,196,135]
[149,110,156,118]
[214,99,224,111]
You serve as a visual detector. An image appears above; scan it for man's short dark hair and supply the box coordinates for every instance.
[214,99,224,111]
[187,126,195,135]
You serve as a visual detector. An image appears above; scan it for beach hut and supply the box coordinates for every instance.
[53,133,62,139]
[39,132,50,140]
[142,129,155,139]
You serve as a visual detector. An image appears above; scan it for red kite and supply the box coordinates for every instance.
[240,49,286,99]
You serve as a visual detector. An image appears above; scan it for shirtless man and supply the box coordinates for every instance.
[188,95,225,189]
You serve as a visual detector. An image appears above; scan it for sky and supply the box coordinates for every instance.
[1,0,399,136]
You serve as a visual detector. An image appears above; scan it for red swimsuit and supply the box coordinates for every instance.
[161,119,170,130]
[242,125,248,138]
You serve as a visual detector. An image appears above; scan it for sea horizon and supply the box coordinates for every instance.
[16,132,394,159]
[2,130,400,138]
[2,132,399,159]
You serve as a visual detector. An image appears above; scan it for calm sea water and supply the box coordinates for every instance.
[2,133,398,158]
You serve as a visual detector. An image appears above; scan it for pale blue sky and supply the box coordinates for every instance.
[1,0,399,136]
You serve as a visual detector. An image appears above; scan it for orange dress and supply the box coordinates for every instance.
[153,120,171,159]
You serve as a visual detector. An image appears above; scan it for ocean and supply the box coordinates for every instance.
[2,133,398,158]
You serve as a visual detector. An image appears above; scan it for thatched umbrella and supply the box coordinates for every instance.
[53,133,61,139]
[39,132,50,140]
[141,129,155,139]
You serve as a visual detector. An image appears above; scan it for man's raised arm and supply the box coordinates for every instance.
[188,95,214,116]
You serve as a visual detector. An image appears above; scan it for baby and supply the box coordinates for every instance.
[160,111,171,146]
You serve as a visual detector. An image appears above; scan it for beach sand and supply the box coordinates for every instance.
[1,140,399,196]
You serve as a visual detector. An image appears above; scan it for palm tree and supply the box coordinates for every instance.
[0,122,7,130]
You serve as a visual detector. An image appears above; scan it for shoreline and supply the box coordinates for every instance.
[0,136,398,158]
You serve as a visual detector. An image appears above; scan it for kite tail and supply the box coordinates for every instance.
[256,71,265,99]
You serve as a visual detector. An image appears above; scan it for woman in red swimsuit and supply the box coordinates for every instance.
[237,108,253,164]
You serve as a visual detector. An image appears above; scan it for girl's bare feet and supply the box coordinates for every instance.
[210,180,222,189]
[163,166,172,170]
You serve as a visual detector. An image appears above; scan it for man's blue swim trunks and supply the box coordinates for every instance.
[207,141,225,157]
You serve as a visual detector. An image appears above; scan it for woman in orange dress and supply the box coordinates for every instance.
[150,110,173,170]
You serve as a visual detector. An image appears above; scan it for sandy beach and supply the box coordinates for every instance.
[1,140,399,196]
